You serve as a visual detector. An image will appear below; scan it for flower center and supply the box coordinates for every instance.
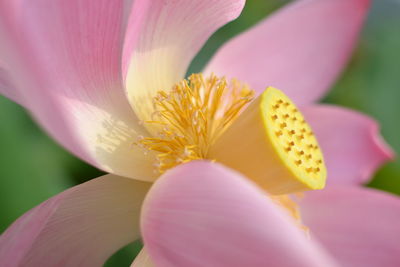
[208,87,327,194]
[137,73,254,173]
[136,73,327,231]
[264,89,325,182]
[136,73,326,196]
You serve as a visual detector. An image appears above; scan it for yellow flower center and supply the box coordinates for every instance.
[136,73,327,231]
[137,73,254,173]
[209,87,327,194]
[265,90,324,181]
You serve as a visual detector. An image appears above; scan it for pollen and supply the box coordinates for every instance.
[136,73,254,173]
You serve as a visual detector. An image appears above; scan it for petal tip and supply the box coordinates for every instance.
[370,123,396,162]
[357,120,395,184]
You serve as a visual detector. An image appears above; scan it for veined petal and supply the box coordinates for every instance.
[302,105,394,185]
[205,0,370,105]
[0,0,156,180]
[300,186,400,267]
[141,161,338,267]
[0,174,151,267]
[124,0,245,123]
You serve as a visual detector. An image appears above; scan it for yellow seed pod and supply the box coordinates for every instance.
[208,87,326,195]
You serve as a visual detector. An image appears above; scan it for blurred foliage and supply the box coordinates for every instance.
[0,0,399,265]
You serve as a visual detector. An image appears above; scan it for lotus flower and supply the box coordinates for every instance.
[0,0,398,266]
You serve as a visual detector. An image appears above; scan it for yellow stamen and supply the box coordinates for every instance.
[208,87,327,194]
[136,73,254,173]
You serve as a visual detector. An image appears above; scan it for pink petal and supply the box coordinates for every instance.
[0,1,156,180]
[141,161,337,267]
[300,186,400,267]
[123,0,246,122]
[205,0,370,105]
[302,105,394,185]
[0,174,151,267]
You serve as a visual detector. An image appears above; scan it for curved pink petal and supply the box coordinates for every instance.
[141,161,337,267]
[302,105,394,185]
[0,1,156,180]
[205,0,370,105]
[0,174,151,267]
[123,0,246,123]
[300,186,400,267]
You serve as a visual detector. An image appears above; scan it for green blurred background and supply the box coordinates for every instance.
[1,0,399,265]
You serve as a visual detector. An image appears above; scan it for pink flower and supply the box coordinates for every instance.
[0,0,397,266]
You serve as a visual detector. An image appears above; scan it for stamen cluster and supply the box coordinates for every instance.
[137,73,254,173]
